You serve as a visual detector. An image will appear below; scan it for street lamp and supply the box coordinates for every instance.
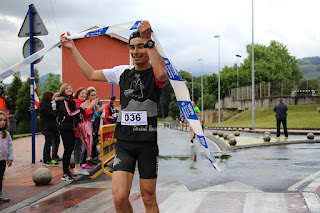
[214,35,221,127]
[189,72,194,101]
[198,59,204,123]
[252,0,255,129]
[236,54,241,100]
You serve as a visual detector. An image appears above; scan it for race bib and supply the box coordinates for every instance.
[121,111,147,126]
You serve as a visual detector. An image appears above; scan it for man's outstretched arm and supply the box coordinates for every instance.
[60,32,107,82]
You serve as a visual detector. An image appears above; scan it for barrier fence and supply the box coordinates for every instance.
[90,124,116,179]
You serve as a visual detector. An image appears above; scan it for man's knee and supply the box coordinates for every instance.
[141,191,156,207]
[113,191,129,206]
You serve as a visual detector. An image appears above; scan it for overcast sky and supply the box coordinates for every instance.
[1,0,320,83]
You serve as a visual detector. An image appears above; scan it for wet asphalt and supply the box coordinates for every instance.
[77,127,320,193]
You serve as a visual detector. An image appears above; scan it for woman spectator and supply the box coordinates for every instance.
[88,90,105,164]
[51,92,62,162]
[55,83,84,181]
[74,87,96,174]
[39,91,59,166]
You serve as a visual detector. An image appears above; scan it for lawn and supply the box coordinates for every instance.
[207,104,320,129]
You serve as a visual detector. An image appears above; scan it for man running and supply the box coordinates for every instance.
[60,20,167,213]
[190,101,200,143]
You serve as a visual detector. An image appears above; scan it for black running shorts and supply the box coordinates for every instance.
[113,140,159,179]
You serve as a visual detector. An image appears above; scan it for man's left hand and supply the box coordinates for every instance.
[138,20,152,40]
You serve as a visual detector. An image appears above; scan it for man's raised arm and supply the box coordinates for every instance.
[60,32,107,82]
[139,21,168,83]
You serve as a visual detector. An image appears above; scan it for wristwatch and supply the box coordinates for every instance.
[144,40,155,48]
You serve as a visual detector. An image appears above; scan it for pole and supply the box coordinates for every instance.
[214,35,221,127]
[252,0,255,129]
[236,54,241,100]
[192,74,194,101]
[200,60,203,123]
[111,83,114,97]
[29,4,36,163]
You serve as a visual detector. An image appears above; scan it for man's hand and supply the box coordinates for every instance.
[60,32,76,51]
[138,20,152,40]
[7,161,12,167]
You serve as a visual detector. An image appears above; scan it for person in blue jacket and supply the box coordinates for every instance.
[273,98,288,139]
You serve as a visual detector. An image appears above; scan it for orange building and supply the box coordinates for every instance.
[62,29,130,105]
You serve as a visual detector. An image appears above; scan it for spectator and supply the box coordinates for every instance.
[0,111,12,202]
[89,92,105,164]
[273,98,288,139]
[51,92,62,161]
[55,83,84,181]
[74,87,96,175]
[39,91,59,166]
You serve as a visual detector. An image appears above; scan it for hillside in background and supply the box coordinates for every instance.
[298,56,320,80]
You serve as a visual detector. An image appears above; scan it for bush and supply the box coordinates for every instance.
[16,118,40,134]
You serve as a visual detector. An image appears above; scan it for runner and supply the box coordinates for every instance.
[190,101,200,144]
[60,20,167,213]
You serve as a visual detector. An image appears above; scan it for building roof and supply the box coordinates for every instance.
[82,26,129,44]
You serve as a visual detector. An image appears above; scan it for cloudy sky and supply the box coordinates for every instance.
[1,0,320,83]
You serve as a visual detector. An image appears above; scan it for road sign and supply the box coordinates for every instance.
[18,4,48,37]
[22,37,44,64]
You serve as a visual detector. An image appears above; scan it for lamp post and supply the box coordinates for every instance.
[214,35,221,127]
[189,72,194,101]
[252,0,255,129]
[236,54,241,100]
[198,59,203,123]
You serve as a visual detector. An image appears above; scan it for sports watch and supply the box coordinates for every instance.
[144,40,155,48]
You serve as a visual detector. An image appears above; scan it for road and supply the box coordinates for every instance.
[78,127,320,194]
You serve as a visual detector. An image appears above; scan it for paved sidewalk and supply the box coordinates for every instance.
[1,129,320,212]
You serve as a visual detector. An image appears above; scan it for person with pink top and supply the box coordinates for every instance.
[73,87,96,175]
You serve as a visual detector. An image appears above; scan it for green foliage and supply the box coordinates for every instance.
[196,93,216,110]
[298,57,320,65]
[213,40,304,99]
[7,72,22,114]
[158,81,174,118]
[41,73,62,94]
[15,78,32,123]
[16,118,39,134]
[168,91,180,119]
[15,69,40,125]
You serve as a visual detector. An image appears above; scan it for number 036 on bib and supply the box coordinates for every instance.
[121,111,148,126]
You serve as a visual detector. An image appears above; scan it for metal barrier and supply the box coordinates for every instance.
[90,124,117,179]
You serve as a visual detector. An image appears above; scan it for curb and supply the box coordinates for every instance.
[207,135,320,152]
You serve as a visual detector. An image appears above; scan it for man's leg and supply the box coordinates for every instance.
[282,118,288,137]
[112,171,134,213]
[190,126,194,143]
[140,178,159,213]
[276,119,281,137]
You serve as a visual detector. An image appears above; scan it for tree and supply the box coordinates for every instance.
[7,72,22,114]
[196,93,216,110]
[15,69,40,133]
[41,73,62,94]
[206,40,304,100]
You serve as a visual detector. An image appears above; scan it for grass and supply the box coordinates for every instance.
[206,104,320,129]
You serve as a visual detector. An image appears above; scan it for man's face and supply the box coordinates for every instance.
[129,38,149,66]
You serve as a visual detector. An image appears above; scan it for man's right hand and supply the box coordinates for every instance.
[60,32,75,51]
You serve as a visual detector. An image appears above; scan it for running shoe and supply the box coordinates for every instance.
[73,168,89,175]
[81,163,94,170]
[61,173,75,181]
[43,160,59,166]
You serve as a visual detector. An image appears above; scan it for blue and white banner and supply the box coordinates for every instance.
[1,20,221,173]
